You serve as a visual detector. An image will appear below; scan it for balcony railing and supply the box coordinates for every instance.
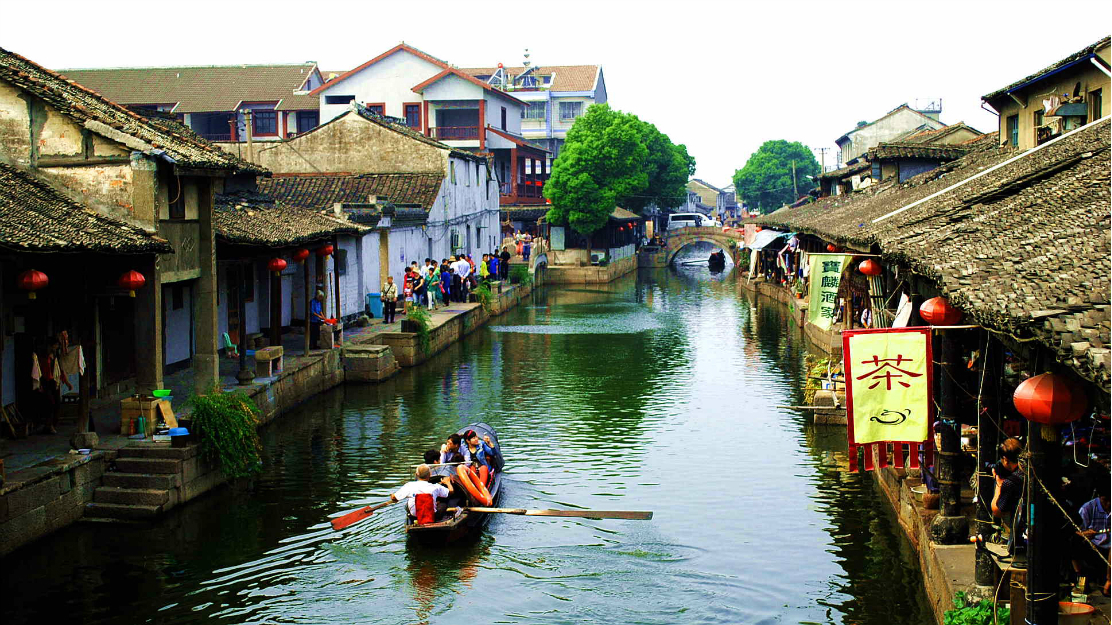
[198,132,232,142]
[430,126,480,141]
[500,180,546,200]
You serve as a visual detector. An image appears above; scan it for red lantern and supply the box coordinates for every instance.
[1013,373,1088,425]
[268,258,288,275]
[118,270,146,297]
[826,243,838,252]
[858,259,882,276]
[18,269,49,300]
[919,296,962,326]
[292,248,310,263]
[316,245,334,258]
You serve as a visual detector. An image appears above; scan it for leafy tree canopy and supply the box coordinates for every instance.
[545,104,694,238]
[732,140,820,214]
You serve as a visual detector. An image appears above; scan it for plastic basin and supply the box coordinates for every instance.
[1059,602,1095,625]
[152,389,172,398]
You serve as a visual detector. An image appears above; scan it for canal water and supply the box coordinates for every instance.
[2,259,934,625]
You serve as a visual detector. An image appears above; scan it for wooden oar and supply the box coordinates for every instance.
[330,499,396,531]
[448,507,653,520]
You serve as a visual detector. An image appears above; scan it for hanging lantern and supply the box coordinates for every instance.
[919,296,962,326]
[292,248,310,263]
[1013,373,1088,425]
[826,243,838,252]
[118,270,146,297]
[316,245,334,258]
[17,269,49,300]
[268,258,288,275]
[858,259,882,276]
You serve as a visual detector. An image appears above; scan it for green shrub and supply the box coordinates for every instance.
[472,283,494,312]
[509,264,532,286]
[188,390,262,479]
[943,591,1008,625]
[407,305,432,355]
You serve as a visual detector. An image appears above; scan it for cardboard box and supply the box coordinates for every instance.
[120,397,174,436]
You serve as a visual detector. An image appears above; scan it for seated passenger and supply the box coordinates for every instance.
[440,433,471,465]
[391,464,453,522]
[463,429,499,470]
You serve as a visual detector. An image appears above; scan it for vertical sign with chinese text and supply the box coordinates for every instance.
[843,327,933,445]
[807,254,846,331]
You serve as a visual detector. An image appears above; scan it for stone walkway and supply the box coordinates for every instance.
[0,301,482,477]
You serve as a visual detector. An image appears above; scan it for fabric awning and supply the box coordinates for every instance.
[746,230,790,250]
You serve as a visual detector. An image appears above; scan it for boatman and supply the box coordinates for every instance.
[391,464,453,523]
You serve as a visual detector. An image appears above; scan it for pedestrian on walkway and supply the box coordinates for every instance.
[411,262,427,311]
[500,248,511,280]
[453,255,471,302]
[310,290,326,346]
[523,238,532,262]
[427,260,439,311]
[439,258,452,305]
[479,253,491,283]
[381,276,398,323]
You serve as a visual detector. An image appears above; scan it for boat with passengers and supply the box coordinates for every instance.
[405,422,504,545]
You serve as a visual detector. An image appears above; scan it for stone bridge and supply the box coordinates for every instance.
[661,227,745,266]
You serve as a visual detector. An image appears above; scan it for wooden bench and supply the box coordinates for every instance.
[255,346,284,378]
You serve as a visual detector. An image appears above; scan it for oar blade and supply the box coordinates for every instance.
[331,506,375,531]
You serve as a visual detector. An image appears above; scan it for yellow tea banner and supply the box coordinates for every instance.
[807,254,846,331]
[843,328,933,444]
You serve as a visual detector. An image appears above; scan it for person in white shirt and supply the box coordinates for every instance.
[391,464,453,517]
[453,257,471,302]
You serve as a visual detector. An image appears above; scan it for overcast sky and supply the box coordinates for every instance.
[2,1,1108,186]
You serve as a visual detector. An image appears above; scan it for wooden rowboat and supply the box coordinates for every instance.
[405,422,503,546]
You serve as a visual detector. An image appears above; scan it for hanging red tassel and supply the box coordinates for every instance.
[848,444,859,473]
[863,444,875,471]
[909,444,920,469]
[892,444,904,469]
[878,443,888,468]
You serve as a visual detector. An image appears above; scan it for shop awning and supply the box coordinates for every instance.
[746,230,791,250]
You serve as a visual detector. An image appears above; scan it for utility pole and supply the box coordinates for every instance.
[791,160,798,198]
[816,148,828,172]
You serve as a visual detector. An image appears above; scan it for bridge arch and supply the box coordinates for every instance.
[663,227,745,267]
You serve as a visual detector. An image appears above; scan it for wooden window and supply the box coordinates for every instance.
[299,111,319,132]
[1006,115,1019,147]
[168,177,186,219]
[559,101,582,121]
[871,162,881,181]
[1033,109,1043,127]
[324,95,355,105]
[501,106,507,130]
[334,248,347,277]
[253,110,277,136]
[366,103,385,116]
[450,161,456,184]
[404,104,421,129]
[1092,89,1103,121]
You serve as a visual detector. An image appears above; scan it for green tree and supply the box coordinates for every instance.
[545,104,648,257]
[622,120,696,213]
[732,140,820,214]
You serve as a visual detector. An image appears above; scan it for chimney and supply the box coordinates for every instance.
[243,109,255,163]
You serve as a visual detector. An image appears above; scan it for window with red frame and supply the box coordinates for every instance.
[253,110,277,136]
[405,104,421,128]
[367,104,385,116]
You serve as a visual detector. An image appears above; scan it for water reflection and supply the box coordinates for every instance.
[0,267,932,625]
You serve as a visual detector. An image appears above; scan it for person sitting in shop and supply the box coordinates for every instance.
[1072,483,1111,595]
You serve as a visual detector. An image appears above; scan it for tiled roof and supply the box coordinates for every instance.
[56,64,320,113]
[836,104,944,143]
[983,36,1111,101]
[213,191,366,247]
[345,207,429,229]
[611,207,642,221]
[502,205,549,221]
[688,178,724,193]
[0,162,170,254]
[258,172,444,210]
[816,160,872,180]
[753,121,1111,387]
[310,43,451,96]
[901,122,983,144]
[485,125,551,153]
[867,143,970,161]
[0,46,265,174]
[459,65,600,92]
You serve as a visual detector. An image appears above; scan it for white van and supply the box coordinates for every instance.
[667,213,717,230]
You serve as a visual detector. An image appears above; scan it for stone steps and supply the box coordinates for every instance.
[94,486,169,507]
[102,472,179,490]
[114,457,181,474]
[117,444,196,460]
[84,501,162,520]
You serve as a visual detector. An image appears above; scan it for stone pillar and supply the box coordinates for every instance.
[270,265,282,347]
[134,254,163,395]
[235,262,253,385]
[975,342,1000,586]
[193,179,220,394]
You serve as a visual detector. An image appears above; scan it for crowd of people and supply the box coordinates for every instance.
[378,249,513,324]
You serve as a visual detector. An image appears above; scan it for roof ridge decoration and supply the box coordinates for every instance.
[0,45,265,174]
